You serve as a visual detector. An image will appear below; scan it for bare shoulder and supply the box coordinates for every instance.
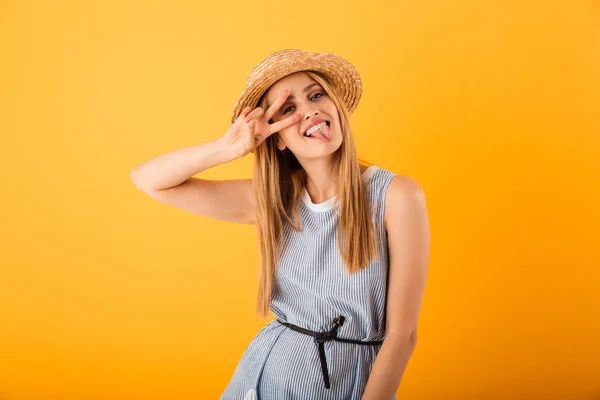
[387,175,425,197]
[384,175,427,228]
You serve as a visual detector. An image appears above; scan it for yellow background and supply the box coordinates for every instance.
[1,0,599,399]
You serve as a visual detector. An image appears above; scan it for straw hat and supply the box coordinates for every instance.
[231,48,362,124]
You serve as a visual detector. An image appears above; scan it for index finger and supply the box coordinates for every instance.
[266,113,301,135]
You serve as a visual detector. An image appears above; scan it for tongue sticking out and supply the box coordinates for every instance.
[312,124,330,141]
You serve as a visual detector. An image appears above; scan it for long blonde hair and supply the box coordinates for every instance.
[252,70,378,318]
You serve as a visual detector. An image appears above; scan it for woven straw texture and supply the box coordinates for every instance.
[231,49,362,124]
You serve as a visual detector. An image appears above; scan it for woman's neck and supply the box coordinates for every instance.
[303,163,368,204]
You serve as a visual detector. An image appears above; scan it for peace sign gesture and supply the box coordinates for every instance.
[223,89,302,160]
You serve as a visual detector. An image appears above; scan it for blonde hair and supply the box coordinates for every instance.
[252,70,378,318]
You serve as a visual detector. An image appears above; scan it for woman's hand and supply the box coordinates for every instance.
[222,89,301,160]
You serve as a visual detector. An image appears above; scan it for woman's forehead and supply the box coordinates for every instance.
[266,72,317,105]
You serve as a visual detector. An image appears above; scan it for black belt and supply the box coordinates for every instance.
[276,315,383,389]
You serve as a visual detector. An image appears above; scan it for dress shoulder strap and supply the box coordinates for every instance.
[364,166,397,241]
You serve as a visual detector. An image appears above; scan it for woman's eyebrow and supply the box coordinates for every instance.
[285,83,321,101]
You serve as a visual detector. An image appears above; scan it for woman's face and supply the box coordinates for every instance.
[266,72,342,160]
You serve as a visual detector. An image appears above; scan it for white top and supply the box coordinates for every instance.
[301,165,379,212]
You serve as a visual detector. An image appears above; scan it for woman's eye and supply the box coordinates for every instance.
[282,92,324,114]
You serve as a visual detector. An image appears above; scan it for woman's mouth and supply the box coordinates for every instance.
[303,121,330,141]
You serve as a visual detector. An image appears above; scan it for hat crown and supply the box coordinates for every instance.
[247,48,306,83]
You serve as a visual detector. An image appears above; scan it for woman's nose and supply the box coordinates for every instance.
[303,109,319,119]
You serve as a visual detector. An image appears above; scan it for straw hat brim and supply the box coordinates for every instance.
[231,49,362,124]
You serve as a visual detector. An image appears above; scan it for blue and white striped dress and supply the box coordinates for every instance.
[220,166,397,400]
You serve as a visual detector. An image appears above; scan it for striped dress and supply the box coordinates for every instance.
[220,165,397,400]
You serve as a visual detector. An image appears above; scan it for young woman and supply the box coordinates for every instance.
[130,49,430,400]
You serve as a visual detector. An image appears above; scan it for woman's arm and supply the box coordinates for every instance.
[362,175,430,399]
[130,138,234,192]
